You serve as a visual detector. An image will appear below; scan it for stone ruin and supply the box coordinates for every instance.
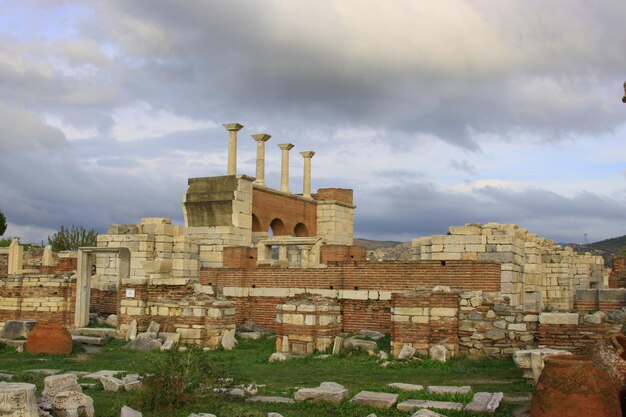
[1,121,625,365]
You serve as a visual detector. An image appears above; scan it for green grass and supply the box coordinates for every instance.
[0,337,532,417]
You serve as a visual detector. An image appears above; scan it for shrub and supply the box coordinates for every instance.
[0,210,6,236]
[48,225,97,251]
[132,348,227,412]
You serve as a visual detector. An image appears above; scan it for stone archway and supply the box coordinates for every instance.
[294,223,309,237]
[75,247,130,328]
[269,218,288,236]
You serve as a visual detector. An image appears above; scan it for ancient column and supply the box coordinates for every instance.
[251,133,271,186]
[299,151,315,198]
[223,123,244,175]
[8,238,23,275]
[278,143,295,193]
[42,245,54,266]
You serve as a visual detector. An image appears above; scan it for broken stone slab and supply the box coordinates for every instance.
[0,320,36,339]
[388,382,424,391]
[124,381,142,391]
[294,382,349,404]
[429,345,450,362]
[124,334,162,352]
[126,319,138,341]
[158,333,181,351]
[512,348,571,382]
[268,352,289,362]
[145,321,160,338]
[25,369,61,376]
[100,375,125,392]
[82,370,123,381]
[358,330,385,340]
[188,414,217,417]
[229,388,245,398]
[71,336,107,346]
[343,337,377,352]
[464,392,503,413]
[377,351,389,361]
[332,336,344,354]
[0,338,27,350]
[122,374,141,384]
[51,391,94,417]
[397,400,464,412]
[0,382,39,417]
[71,327,118,338]
[350,391,398,409]
[0,372,14,380]
[120,406,142,417]
[237,331,262,340]
[245,396,296,404]
[267,413,284,417]
[221,329,237,350]
[42,374,82,404]
[427,385,471,395]
[397,345,416,360]
[410,410,448,417]
[105,315,118,328]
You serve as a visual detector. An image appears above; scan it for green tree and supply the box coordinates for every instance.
[0,210,6,236]
[48,225,98,251]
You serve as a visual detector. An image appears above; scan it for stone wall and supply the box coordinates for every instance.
[90,289,117,315]
[610,257,626,288]
[201,260,501,333]
[0,249,7,279]
[413,223,606,312]
[0,274,76,329]
[575,288,626,312]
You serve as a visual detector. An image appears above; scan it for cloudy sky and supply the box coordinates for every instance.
[1,1,625,244]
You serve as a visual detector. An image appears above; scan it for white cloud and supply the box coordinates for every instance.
[111,102,217,142]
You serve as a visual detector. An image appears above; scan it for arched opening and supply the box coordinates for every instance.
[252,214,263,232]
[294,223,309,237]
[269,218,287,236]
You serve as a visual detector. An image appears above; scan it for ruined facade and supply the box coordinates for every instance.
[1,122,624,357]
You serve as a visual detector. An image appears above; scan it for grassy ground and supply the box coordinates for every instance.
[0,337,532,417]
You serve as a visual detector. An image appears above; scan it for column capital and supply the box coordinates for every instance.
[278,143,295,151]
[300,151,315,158]
[251,133,271,142]
[223,122,244,131]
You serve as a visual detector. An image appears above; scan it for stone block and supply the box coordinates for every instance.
[350,391,398,409]
[0,382,39,416]
[397,345,416,360]
[430,308,456,317]
[0,320,36,339]
[410,410,447,417]
[464,391,503,413]
[429,345,449,362]
[50,391,94,417]
[294,382,349,404]
[427,385,471,394]
[397,399,463,412]
[538,312,579,325]
[388,383,424,392]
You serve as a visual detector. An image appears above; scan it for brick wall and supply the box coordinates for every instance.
[575,289,626,312]
[314,188,353,205]
[0,252,7,279]
[538,322,621,355]
[320,245,367,263]
[609,257,626,288]
[90,289,118,315]
[223,247,257,269]
[252,187,317,236]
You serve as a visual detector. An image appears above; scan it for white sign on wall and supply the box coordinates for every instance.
[125,288,136,298]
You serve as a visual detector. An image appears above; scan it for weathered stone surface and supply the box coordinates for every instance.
[388,383,424,392]
[485,329,506,341]
[269,352,289,362]
[332,336,344,354]
[0,320,36,339]
[43,374,82,398]
[538,312,579,325]
[350,391,398,409]
[397,400,463,412]
[100,376,125,392]
[397,345,416,360]
[188,414,217,417]
[105,315,118,327]
[429,345,449,362]
[377,351,389,361]
[120,405,142,417]
[243,384,258,395]
[464,392,503,413]
[267,413,284,417]
[83,370,122,381]
[410,410,448,417]
[145,321,160,338]
[0,382,39,417]
[221,329,238,350]
[245,396,295,404]
[343,337,377,352]
[427,385,471,395]
[124,334,162,352]
[237,331,262,340]
[229,388,245,398]
[359,330,385,340]
[124,381,142,391]
[72,327,117,338]
[294,382,349,404]
[126,319,137,341]
[51,391,94,417]
[512,348,571,382]
[0,373,13,381]
[71,336,107,346]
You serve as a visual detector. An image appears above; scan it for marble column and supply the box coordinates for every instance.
[278,143,295,193]
[251,133,271,186]
[299,151,315,198]
[223,123,243,175]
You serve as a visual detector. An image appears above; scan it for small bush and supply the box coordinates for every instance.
[48,225,97,251]
[131,348,227,412]
[0,210,6,236]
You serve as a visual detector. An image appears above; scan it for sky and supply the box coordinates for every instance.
[0,0,625,244]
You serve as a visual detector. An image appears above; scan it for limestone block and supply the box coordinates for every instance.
[388,383,424,392]
[538,312,579,325]
[427,385,471,394]
[410,410,447,417]
[464,392,503,413]
[448,225,481,235]
[120,406,142,417]
[100,376,125,392]
[430,307,456,317]
[429,345,450,362]
[42,374,82,401]
[294,382,349,404]
[0,320,36,339]
[0,382,39,417]
[50,391,94,417]
[221,329,237,350]
[397,399,463,412]
[397,345,416,360]
[350,391,398,409]
[513,348,571,382]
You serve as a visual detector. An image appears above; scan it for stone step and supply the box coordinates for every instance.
[388,382,424,392]
[427,385,471,395]
[464,392,504,413]
[350,391,398,409]
[71,327,118,338]
[72,335,108,346]
[245,396,295,404]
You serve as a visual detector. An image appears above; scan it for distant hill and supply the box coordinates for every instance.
[354,238,412,261]
[566,234,626,264]
[353,238,402,250]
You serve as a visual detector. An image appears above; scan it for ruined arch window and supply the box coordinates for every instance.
[294,223,309,237]
[269,218,287,236]
[252,214,263,232]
